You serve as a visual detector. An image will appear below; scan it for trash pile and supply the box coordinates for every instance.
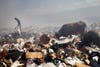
[0,33,100,67]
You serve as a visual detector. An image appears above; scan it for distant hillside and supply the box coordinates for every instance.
[38,26,60,34]
[0,28,14,34]
[83,16,100,24]
[22,26,60,34]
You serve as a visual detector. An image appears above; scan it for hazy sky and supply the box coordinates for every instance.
[0,0,100,29]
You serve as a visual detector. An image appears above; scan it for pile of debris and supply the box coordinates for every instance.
[0,33,100,67]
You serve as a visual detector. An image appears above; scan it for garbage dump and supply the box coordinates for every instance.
[0,22,100,67]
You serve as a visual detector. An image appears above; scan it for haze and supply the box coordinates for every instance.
[0,0,100,29]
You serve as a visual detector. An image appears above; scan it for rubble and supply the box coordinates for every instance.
[0,32,100,67]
